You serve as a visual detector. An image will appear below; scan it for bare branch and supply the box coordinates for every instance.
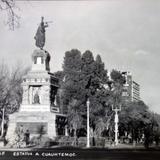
[0,0,20,30]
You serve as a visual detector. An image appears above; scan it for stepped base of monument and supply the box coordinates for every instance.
[6,111,60,145]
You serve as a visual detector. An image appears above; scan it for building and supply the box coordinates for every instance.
[122,71,140,102]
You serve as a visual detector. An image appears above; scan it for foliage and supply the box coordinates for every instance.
[58,136,76,146]
[57,49,126,140]
[0,63,28,114]
[56,48,160,148]
[30,136,55,148]
[0,62,29,136]
[94,137,106,147]
[110,69,126,106]
[119,100,157,148]
[77,137,87,147]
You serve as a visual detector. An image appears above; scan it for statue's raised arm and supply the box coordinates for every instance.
[34,17,48,49]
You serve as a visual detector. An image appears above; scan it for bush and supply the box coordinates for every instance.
[57,136,106,147]
[30,136,57,148]
[95,137,105,147]
[58,136,76,146]
[78,137,87,147]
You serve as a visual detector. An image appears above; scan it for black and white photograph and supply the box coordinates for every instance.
[0,0,160,159]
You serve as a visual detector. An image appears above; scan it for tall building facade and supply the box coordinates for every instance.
[122,71,140,102]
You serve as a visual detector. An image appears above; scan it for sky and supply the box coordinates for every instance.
[0,0,160,113]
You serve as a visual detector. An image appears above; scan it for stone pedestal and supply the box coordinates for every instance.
[6,110,57,141]
[6,49,66,144]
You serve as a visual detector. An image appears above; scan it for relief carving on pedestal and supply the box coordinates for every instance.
[32,86,41,104]
[22,86,29,104]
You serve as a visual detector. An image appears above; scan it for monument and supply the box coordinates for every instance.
[6,17,67,142]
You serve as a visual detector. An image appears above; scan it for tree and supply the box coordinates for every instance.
[54,49,159,148]
[62,49,82,110]
[53,71,65,112]
[110,69,126,105]
[61,49,84,140]
[57,49,126,145]
[0,0,20,30]
[152,113,160,147]
[60,50,110,139]
[0,62,29,137]
[143,112,160,148]
[119,101,153,147]
[0,62,9,137]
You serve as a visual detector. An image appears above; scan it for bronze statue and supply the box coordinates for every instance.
[34,17,48,49]
[34,91,40,104]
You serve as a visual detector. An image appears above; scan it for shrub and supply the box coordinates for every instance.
[58,136,76,146]
[78,137,86,147]
[95,137,105,147]
[30,136,57,148]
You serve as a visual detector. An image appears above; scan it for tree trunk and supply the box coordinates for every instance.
[74,128,78,146]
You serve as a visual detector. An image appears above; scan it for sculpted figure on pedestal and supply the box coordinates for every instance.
[34,17,48,49]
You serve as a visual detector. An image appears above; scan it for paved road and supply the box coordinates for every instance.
[0,148,160,160]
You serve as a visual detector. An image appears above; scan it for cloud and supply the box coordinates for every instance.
[134,50,150,56]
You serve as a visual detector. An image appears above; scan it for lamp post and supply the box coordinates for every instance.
[112,105,121,146]
[86,99,90,148]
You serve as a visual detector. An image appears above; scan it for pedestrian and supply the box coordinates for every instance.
[24,129,30,146]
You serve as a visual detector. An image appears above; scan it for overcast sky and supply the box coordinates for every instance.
[0,0,160,113]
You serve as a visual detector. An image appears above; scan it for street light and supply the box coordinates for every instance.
[86,99,90,148]
[112,104,121,146]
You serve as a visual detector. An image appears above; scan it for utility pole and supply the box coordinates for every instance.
[112,105,121,146]
[87,99,90,148]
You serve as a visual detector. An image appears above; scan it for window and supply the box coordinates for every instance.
[37,57,42,64]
